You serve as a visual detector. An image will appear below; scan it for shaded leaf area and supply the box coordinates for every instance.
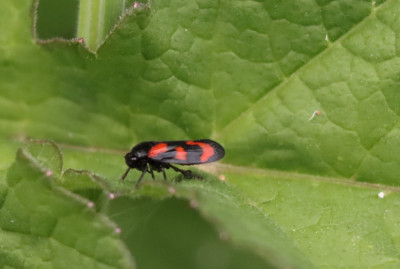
[226,169,400,268]
[105,196,276,269]
[35,0,80,39]
[1,0,395,185]
[0,142,134,268]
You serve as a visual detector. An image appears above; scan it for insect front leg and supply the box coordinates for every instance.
[121,167,131,180]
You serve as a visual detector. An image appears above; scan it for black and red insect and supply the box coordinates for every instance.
[121,139,225,185]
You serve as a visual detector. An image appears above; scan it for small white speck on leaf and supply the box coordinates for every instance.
[378,191,385,199]
[87,201,95,208]
[115,227,122,234]
[309,110,321,121]
[45,170,53,177]
[132,1,149,10]
[168,187,176,194]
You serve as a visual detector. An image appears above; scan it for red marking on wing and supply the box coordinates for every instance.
[148,143,168,158]
[175,146,187,161]
[187,141,215,162]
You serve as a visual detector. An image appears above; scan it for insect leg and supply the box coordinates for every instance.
[136,167,148,186]
[169,164,202,179]
[148,165,155,180]
[161,167,167,181]
[121,167,131,180]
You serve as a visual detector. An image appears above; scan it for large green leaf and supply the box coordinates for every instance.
[2,0,400,268]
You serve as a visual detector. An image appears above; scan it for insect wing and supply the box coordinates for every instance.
[185,140,225,163]
[148,140,225,165]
